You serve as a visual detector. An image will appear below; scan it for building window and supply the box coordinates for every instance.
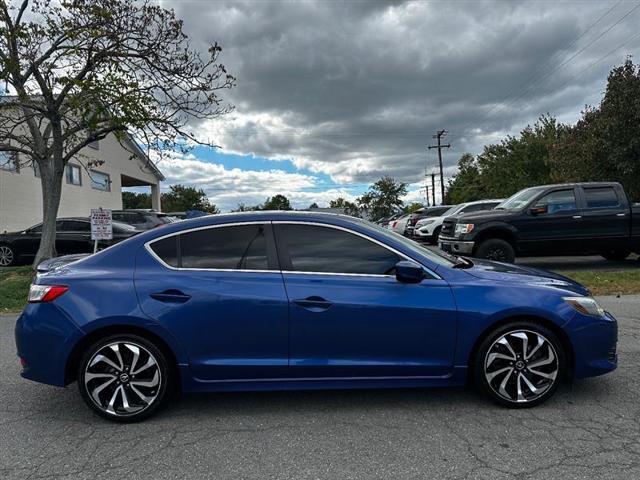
[0,151,19,172]
[90,170,110,191]
[65,164,82,185]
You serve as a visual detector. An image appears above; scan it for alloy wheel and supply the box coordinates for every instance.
[484,330,559,403]
[84,341,161,417]
[0,245,14,266]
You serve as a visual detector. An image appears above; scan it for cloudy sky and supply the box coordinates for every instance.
[153,0,640,211]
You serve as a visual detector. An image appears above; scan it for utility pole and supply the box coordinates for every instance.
[431,173,436,207]
[428,130,450,204]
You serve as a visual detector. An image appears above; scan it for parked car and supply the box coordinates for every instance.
[404,206,452,237]
[389,213,412,235]
[414,200,502,244]
[111,210,175,230]
[165,210,211,220]
[16,211,617,421]
[0,218,141,266]
[380,212,403,229]
[438,182,640,263]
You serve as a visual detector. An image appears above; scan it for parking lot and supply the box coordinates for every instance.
[0,295,638,480]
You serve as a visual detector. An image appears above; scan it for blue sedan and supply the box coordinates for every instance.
[15,212,617,421]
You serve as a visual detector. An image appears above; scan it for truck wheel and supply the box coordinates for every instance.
[475,239,515,263]
[601,249,631,261]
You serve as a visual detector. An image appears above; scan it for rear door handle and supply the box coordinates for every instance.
[616,213,626,217]
[293,296,333,312]
[572,215,582,219]
[150,289,191,303]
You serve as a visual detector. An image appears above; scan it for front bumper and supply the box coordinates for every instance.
[439,236,475,255]
[570,311,618,379]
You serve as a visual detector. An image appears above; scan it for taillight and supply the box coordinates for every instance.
[392,221,397,228]
[28,284,69,303]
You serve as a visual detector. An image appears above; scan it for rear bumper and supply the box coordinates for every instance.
[439,237,475,255]
[14,304,84,387]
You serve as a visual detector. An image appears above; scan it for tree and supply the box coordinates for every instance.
[308,202,319,209]
[550,59,640,200]
[261,194,292,210]
[161,185,219,213]
[0,0,234,265]
[122,191,151,209]
[445,153,486,204]
[357,176,407,221]
[329,197,360,217]
[403,202,424,214]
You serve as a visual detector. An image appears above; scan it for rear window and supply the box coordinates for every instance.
[149,236,179,267]
[149,224,269,270]
[584,187,619,208]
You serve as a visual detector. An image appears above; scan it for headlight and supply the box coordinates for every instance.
[563,296,606,317]
[454,223,474,236]
[416,219,435,227]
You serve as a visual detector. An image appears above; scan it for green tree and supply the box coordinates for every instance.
[0,0,234,265]
[551,59,640,200]
[308,202,319,209]
[262,194,292,210]
[357,176,407,221]
[329,197,360,217]
[122,191,151,209]
[161,185,219,213]
[403,202,424,213]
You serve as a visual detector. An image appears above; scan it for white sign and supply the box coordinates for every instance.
[90,208,113,241]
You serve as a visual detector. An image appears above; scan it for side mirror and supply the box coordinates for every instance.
[395,260,425,284]
[529,204,547,216]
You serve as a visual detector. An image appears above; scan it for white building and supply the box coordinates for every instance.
[0,133,164,232]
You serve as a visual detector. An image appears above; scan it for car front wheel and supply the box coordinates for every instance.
[473,322,565,408]
[475,238,515,263]
[78,334,170,422]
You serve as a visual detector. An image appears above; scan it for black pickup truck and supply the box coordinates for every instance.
[438,182,640,263]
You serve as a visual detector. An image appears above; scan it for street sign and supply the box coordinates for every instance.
[90,208,113,241]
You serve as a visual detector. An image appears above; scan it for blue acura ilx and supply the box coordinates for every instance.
[15,211,618,421]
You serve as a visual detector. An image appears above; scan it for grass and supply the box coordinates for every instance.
[1,265,640,314]
[0,266,34,314]
[557,269,640,296]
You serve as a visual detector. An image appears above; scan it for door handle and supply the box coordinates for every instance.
[616,213,626,217]
[150,289,191,303]
[293,296,333,312]
[572,215,582,219]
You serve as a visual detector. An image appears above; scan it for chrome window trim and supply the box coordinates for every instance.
[144,220,441,279]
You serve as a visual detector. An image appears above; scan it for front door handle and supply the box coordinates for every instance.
[572,215,582,219]
[293,296,333,312]
[150,289,191,303]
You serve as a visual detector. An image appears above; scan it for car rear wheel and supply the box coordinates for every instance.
[78,334,170,422]
[475,238,515,263]
[601,249,631,261]
[473,322,565,408]
[0,244,16,266]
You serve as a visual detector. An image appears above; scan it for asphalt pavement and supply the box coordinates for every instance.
[1,295,639,479]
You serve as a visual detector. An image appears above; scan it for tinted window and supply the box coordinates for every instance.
[150,236,179,267]
[278,224,400,275]
[180,225,269,270]
[536,189,577,214]
[61,220,90,232]
[584,187,619,208]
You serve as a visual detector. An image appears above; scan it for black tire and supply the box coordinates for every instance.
[0,243,16,267]
[77,334,171,422]
[430,226,442,245]
[475,238,515,263]
[601,249,631,261]
[473,321,565,408]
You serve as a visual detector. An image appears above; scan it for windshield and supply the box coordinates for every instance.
[439,205,461,217]
[357,219,456,267]
[496,187,546,210]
